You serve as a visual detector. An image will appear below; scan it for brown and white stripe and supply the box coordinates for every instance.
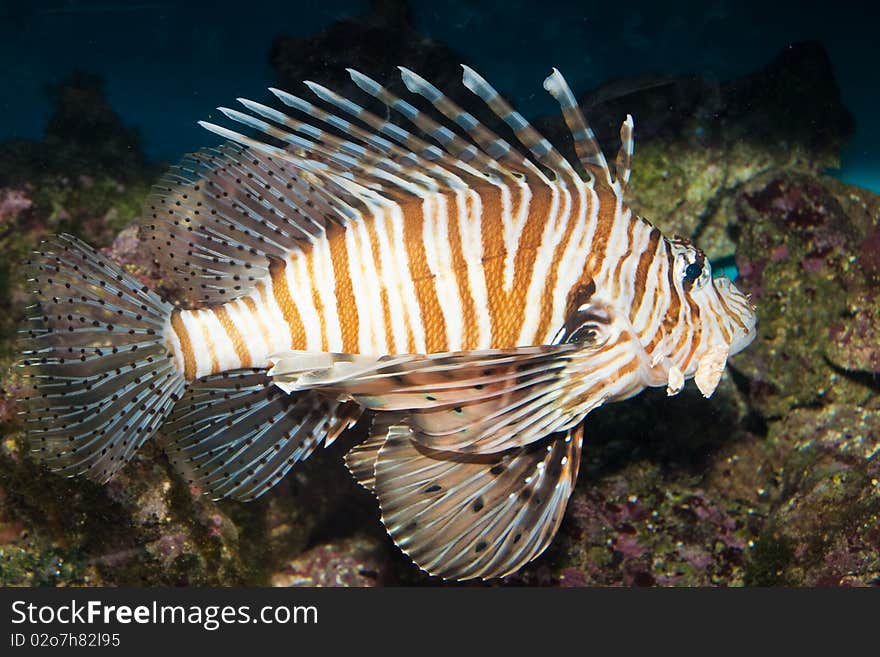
[159,66,756,411]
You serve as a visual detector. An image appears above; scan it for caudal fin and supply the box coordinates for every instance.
[17,234,186,483]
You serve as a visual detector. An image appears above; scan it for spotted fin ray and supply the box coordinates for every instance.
[374,423,583,580]
[17,234,186,482]
[144,143,352,307]
[163,368,361,501]
[343,414,402,494]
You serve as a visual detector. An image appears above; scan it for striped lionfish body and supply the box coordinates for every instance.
[19,66,757,581]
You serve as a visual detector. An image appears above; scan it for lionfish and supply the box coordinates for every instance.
[18,66,757,580]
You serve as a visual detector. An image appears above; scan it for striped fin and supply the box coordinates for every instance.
[269,87,422,167]
[397,66,536,176]
[267,86,471,190]
[196,65,616,203]
[345,68,498,173]
[542,68,613,186]
[268,344,590,454]
[144,143,350,306]
[375,423,583,580]
[18,234,185,482]
[163,368,361,501]
[233,97,444,192]
[294,79,491,190]
[461,65,579,184]
[343,414,402,494]
[215,105,430,197]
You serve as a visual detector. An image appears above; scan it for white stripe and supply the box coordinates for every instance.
[347,209,387,354]
[617,218,651,312]
[388,201,427,353]
[542,179,592,344]
[253,276,295,356]
[285,252,322,350]
[371,202,409,353]
[457,188,491,349]
[502,176,532,292]
[422,192,463,351]
[199,308,241,376]
[517,179,567,345]
[311,234,343,352]
[179,309,210,378]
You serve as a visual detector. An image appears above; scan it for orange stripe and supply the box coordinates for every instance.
[480,178,554,348]
[241,296,273,354]
[630,225,662,329]
[401,196,445,353]
[305,250,328,351]
[269,256,307,350]
[170,310,196,380]
[584,187,618,276]
[214,305,251,368]
[534,182,583,342]
[477,182,510,347]
[197,310,220,374]
[446,192,478,350]
[507,181,553,346]
[326,223,360,353]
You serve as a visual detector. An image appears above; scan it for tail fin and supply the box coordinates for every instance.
[17,234,186,483]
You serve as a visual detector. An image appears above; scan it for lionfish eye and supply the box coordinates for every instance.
[684,262,703,284]
[567,324,597,344]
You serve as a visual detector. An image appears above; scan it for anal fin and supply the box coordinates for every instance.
[163,368,360,501]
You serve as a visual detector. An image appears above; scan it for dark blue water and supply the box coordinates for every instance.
[2,0,878,190]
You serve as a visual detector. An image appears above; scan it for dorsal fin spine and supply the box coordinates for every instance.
[397,66,532,178]
[295,81,478,187]
[345,69,499,174]
[237,97,431,188]
[460,65,580,187]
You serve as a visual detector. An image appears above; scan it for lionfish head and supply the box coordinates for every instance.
[663,237,757,396]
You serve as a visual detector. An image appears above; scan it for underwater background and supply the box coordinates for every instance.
[0,0,878,586]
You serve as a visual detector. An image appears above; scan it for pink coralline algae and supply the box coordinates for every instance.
[0,188,32,223]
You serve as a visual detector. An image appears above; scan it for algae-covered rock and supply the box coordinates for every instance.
[745,406,880,586]
[734,173,877,418]
[270,534,388,587]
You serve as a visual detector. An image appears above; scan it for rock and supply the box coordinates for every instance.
[733,173,877,417]
[745,406,880,586]
[270,535,387,587]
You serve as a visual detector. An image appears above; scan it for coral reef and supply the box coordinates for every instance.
[0,22,876,586]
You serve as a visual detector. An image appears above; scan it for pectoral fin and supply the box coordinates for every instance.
[374,423,583,580]
[269,344,588,454]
